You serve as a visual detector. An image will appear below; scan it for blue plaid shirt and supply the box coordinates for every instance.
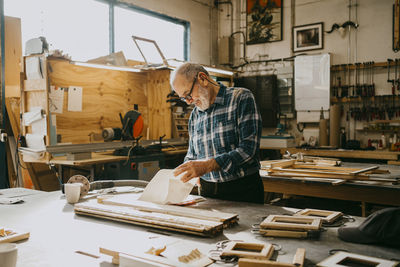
[184,83,262,182]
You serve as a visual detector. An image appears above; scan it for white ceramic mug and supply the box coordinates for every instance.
[65,183,82,204]
[0,243,17,267]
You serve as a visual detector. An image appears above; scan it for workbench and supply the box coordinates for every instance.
[1,188,399,266]
[261,162,400,217]
[280,148,400,164]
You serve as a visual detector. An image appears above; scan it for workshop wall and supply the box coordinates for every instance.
[121,0,217,65]
[218,0,396,70]
[217,0,398,148]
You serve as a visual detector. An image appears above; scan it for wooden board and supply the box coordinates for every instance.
[4,16,22,98]
[281,148,400,161]
[0,227,30,243]
[75,200,224,237]
[221,242,274,260]
[260,215,321,231]
[100,247,177,266]
[259,229,308,238]
[317,251,398,267]
[145,69,172,140]
[49,152,126,166]
[98,194,238,225]
[238,248,306,267]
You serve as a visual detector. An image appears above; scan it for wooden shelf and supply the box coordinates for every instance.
[281,148,400,161]
[331,95,400,103]
[331,61,397,71]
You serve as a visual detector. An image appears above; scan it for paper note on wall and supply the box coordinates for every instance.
[68,86,83,112]
[139,169,195,204]
[49,86,65,114]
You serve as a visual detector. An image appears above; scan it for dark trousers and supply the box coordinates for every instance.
[199,172,264,204]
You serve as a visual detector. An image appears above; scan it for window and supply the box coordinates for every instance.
[5,0,109,61]
[4,0,188,62]
[114,6,185,63]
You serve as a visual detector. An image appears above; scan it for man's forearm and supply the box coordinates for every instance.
[207,158,221,173]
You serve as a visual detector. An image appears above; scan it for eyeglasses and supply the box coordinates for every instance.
[180,73,198,102]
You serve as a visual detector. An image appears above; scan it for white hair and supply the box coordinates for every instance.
[170,62,209,90]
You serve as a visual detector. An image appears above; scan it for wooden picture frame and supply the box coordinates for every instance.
[294,209,343,224]
[317,251,399,267]
[260,215,321,231]
[246,0,283,44]
[293,22,323,52]
[221,242,274,260]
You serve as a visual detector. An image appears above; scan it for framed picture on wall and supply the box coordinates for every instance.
[293,22,323,52]
[246,0,283,44]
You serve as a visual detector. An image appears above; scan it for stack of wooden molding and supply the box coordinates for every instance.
[74,194,238,237]
[261,159,397,185]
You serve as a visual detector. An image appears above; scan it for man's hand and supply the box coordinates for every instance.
[174,158,220,183]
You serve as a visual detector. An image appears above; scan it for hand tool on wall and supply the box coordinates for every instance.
[355,63,361,96]
[362,62,367,97]
[332,68,338,97]
[342,64,348,97]
[371,61,375,96]
[348,64,353,97]
[396,59,400,95]
[388,59,395,95]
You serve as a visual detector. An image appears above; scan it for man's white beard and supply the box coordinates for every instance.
[196,86,210,111]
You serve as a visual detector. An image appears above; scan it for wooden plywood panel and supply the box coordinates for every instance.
[146,70,172,139]
[5,97,21,139]
[4,16,22,98]
[47,59,148,144]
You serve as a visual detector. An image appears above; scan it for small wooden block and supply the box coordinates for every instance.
[0,227,30,243]
[292,248,306,267]
[294,209,343,224]
[260,215,321,231]
[221,242,274,260]
[317,251,399,267]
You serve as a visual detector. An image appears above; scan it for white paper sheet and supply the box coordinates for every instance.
[68,86,83,111]
[26,133,45,150]
[139,169,195,204]
[31,115,47,136]
[23,107,43,126]
[25,57,43,80]
[49,86,65,114]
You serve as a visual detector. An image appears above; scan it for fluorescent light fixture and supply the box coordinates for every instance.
[203,66,234,76]
[72,61,141,72]
[166,60,234,76]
